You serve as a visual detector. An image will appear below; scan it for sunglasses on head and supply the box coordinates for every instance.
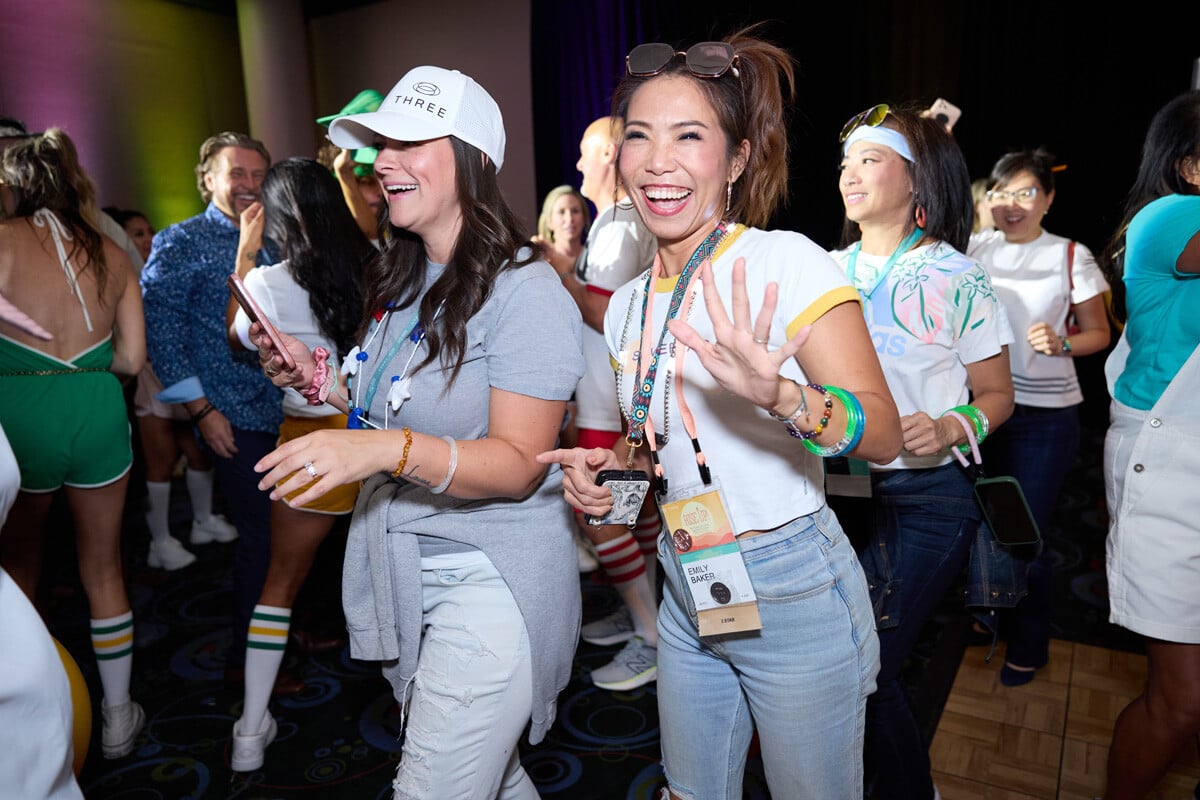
[626,42,740,79]
[840,104,890,143]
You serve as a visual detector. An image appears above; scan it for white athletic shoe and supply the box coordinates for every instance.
[231,714,277,773]
[101,699,145,759]
[147,536,197,571]
[190,514,238,544]
[591,636,657,691]
[581,607,635,646]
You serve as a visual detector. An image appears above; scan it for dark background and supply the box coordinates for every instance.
[531,0,1199,260]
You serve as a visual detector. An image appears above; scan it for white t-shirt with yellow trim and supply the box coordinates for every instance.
[604,226,860,531]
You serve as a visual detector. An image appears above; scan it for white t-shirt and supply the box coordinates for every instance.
[968,229,1109,407]
[575,201,657,432]
[606,225,860,531]
[829,240,1013,470]
[232,261,343,419]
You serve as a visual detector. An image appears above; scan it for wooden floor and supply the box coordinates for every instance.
[931,640,1200,799]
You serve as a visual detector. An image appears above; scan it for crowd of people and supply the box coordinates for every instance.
[0,27,1197,800]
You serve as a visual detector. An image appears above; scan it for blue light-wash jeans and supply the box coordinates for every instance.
[981,403,1080,668]
[656,503,879,800]
[858,463,981,800]
[391,551,536,800]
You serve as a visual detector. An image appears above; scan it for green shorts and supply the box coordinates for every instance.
[0,339,133,492]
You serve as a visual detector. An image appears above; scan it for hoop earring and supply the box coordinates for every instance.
[726,180,733,214]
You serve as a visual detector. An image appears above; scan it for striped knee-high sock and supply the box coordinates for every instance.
[91,611,134,707]
[596,534,657,644]
[241,605,291,734]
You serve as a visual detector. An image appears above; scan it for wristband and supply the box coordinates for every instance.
[429,436,458,495]
[190,402,215,425]
[1061,336,1072,355]
[391,427,413,478]
[778,383,832,441]
[804,386,864,458]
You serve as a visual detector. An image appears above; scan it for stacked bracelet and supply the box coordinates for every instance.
[190,402,215,425]
[391,426,414,478]
[804,386,865,458]
[775,383,832,441]
[945,405,989,453]
[429,435,458,495]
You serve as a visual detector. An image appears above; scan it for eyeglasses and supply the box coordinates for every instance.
[626,42,740,79]
[840,104,890,143]
[985,187,1039,205]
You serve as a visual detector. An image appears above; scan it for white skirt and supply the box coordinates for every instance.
[1104,395,1200,643]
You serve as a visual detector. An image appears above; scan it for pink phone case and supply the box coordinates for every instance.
[227,273,297,371]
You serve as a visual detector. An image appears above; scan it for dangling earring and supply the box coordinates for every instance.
[725,179,733,215]
[915,205,927,229]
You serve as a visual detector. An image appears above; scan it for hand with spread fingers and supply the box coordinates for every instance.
[666,257,811,411]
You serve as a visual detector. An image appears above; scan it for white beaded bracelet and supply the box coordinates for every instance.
[429,435,457,495]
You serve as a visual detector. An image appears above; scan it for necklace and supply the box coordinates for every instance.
[345,300,444,429]
[845,227,925,299]
[621,222,728,448]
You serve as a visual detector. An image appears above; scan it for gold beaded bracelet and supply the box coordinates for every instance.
[391,426,414,478]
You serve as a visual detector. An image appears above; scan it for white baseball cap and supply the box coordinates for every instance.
[328,66,506,172]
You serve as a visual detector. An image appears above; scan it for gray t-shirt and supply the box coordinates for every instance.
[342,254,585,744]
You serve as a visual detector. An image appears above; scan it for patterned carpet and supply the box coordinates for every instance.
[40,388,1120,799]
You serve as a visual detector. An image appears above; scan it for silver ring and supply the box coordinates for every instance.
[303,461,318,479]
[263,362,280,377]
[754,338,769,345]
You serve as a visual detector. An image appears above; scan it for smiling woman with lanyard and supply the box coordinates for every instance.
[540,27,902,800]
[249,65,584,799]
[830,103,1014,800]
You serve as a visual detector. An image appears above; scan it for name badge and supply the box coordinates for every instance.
[659,479,761,637]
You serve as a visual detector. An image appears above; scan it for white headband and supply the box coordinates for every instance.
[843,124,915,163]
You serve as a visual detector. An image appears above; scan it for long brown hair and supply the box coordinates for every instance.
[1,128,108,301]
[611,24,796,228]
[361,137,535,383]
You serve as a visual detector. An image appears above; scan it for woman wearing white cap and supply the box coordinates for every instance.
[251,65,584,799]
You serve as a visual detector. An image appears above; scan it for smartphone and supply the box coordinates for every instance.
[974,475,1041,546]
[227,273,297,372]
[585,469,651,527]
[927,98,962,131]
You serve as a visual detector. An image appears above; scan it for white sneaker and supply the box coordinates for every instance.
[581,607,635,646]
[591,636,657,691]
[231,714,277,772]
[101,699,145,759]
[147,536,197,571]
[576,531,599,573]
[190,514,238,544]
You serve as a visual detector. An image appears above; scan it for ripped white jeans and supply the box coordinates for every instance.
[391,550,536,800]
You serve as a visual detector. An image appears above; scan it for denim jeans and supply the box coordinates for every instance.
[391,551,537,800]
[656,504,879,800]
[858,463,980,800]
[981,403,1080,668]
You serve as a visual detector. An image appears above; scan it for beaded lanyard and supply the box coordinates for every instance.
[624,223,727,486]
[346,300,444,430]
[845,227,924,299]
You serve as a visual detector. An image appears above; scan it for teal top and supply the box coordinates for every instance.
[1115,194,1200,410]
